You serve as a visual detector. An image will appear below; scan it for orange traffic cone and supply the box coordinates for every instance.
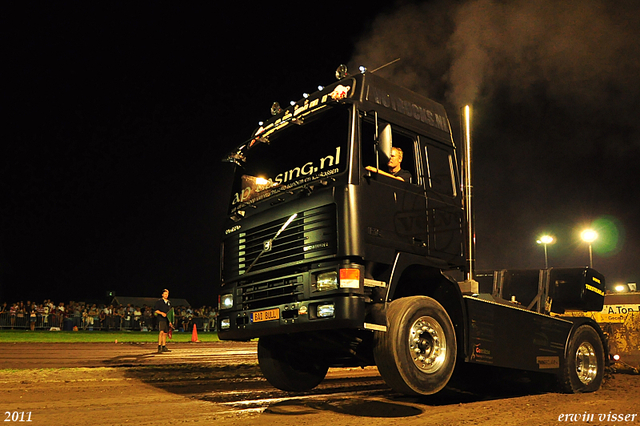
[191,324,200,343]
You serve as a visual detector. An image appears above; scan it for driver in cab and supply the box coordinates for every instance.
[365,146,412,183]
[387,147,412,183]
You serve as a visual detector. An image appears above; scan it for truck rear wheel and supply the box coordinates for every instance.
[257,334,329,392]
[374,296,457,396]
[559,325,604,393]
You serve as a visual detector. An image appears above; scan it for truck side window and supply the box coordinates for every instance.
[361,119,416,184]
[425,144,456,196]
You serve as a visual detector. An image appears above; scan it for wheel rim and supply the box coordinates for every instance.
[408,316,447,373]
[575,341,598,385]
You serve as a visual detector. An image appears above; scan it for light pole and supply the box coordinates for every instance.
[580,229,598,268]
[536,235,554,269]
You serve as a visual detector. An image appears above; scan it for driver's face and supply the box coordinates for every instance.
[388,148,401,170]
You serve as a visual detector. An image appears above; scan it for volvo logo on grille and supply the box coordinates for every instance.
[263,239,273,252]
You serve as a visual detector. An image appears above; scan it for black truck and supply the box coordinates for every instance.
[216,66,608,396]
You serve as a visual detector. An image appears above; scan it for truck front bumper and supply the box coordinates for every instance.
[217,295,366,340]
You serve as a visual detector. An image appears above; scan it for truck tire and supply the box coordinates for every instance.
[257,334,329,392]
[559,325,604,393]
[374,296,457,396]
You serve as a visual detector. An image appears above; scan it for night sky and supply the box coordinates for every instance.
[3,1,639,306]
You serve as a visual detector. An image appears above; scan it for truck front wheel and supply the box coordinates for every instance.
[258,334,329,392]
[559,325,604,393]
[374,296,457,396]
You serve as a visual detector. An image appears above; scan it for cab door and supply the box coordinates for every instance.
[420,137,464,265]
[360,119,429,259]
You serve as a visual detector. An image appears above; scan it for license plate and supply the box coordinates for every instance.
[251,308,280,323]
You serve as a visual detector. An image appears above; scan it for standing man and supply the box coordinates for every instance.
[387,147,412,183]
[154,289,172,353]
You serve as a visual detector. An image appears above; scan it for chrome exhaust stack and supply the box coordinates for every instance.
[459,105,479,294]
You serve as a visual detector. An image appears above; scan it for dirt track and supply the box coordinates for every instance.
[1,342,639,426]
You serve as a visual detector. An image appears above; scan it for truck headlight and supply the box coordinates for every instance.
[316,271,338,291]
[219,294,234,310]
[317,303,335,318]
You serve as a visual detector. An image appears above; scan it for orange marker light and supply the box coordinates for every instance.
[340,268,360,289]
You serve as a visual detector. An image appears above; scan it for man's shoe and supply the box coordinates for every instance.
[162,346,171,352]
[157,345,163,354]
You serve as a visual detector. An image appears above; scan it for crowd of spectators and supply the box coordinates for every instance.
[0,300,218,332]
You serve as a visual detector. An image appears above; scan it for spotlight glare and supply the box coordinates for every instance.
[581,229,598,243]
[537,235,554,245]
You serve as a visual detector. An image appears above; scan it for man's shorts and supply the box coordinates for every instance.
[157,317,169,333]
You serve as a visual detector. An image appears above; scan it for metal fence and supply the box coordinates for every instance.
[0,312,216,332]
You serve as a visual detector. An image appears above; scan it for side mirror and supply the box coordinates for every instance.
[378,123,392,161]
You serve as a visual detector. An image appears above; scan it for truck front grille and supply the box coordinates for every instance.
[223,204,337,281]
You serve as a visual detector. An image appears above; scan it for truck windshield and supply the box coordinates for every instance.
[229,107,349,212]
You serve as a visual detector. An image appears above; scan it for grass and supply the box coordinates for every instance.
[0,329,220,343]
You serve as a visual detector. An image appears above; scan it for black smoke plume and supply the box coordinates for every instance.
[350,0,640,282]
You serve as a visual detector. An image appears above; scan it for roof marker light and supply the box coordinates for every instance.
[318,85,324,91]
[271,102,282,116]
[303,93,309,99]
[359,65,367,73]
[335,64,348,80]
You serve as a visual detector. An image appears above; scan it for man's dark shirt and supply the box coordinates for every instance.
[392,168,412,183]
[154,298,171,316]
